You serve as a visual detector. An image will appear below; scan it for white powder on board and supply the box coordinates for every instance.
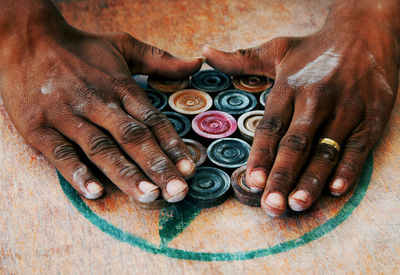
[287,48,341,88]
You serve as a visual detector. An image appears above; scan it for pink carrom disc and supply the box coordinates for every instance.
[192,111,237,139]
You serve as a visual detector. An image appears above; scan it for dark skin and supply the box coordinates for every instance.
[204,0,400,216]
[0,0,399,216]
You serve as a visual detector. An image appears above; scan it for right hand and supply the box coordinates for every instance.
[0,21,203,202]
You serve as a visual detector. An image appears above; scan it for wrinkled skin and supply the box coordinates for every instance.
[0,10,203,202]
[204,0,400,216]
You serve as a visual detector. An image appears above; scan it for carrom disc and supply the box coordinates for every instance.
[207,138,251,169]
[232,75,272,93]
[237,110,264,143]
[192,111,237,139]
[191,70,232,93]
[168,89,212,115]
[214,89,257,115]
[145,89,168,111]
[130,197,171,210]
[148,76,190,93]
[185,166,231,208]
[163,111,191,137]
[182,138,207,167]
[231,166,262,207]
[259,88,271,108]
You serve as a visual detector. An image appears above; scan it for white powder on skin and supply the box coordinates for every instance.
[287,48,341,88]
[40,82,54,95]
[368,53,393,96]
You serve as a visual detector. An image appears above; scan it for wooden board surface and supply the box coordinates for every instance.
[1,0,400,274]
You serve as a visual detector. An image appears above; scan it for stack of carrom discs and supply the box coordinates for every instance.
[231,166,262,207]
[129,69,273,209]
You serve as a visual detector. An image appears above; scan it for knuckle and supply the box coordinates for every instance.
[298,175,320,189]
[280,133,309,153]
[118,120,151,144]
[313,143,339,164]
[87,134,115,156]
[53,143,77,162]
[142,110,169,128]
[148,156,171,174]
[110,77,136,93]
[151,46,170,59]
[269,170,294,191]
[236,48,254,58]
[256,116,286,136]
[118,163,142,180]
[344,139,368,156]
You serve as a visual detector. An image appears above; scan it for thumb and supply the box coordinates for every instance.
[114,32,203,79]
[202,37,292,78]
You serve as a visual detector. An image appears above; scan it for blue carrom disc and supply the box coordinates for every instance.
[214,89,257,115]
[191,70,232,93]
[163,111,191,137]
[259,88,271,108]
[185,167,231,208]
[145,89,168,111]
[207,138,251,169]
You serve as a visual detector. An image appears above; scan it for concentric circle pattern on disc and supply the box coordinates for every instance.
[232,75,272,93]
[214,89,257,115]
[192,111,237,139]
[163,111,191,137]
[191,70,232,92]
[186,167,231,208]
[207,138,251,168]
[145,89,168,110]
[169,89,212,115]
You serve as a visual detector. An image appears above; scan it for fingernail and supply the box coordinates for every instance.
[166,179,188,202]
[176,159,195,177]
[138,181,160,203]
[265,192,285,210]
[85,181,104,199]
[330,178,346,196]
[249,169,267,190]
[289,190,309,211]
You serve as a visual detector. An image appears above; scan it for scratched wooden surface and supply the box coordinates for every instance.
[1,0,400,274]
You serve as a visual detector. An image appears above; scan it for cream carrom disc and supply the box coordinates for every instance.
[238,110,264,142]
[169,89,213,115]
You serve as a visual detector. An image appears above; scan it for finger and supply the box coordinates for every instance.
[260,98,331,217]
[288,111,361,211]
[115,32,203,79]
[329,117,383,196]
[119,84,196,178]
[57,118,161,203]
[202,37,291,77]
[245,85,293,191]
[27,127,104,199]
[85,100,188,203]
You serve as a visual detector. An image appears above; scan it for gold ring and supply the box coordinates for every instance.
[318,138,341,152]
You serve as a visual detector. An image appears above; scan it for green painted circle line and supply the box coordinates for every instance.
[58,153,373,262]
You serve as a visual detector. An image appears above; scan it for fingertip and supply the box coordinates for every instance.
[84,181,104,200]
[288,190,310,211]
[138,181,160,203]
[247,168,268,190]
[329,178,348,196]
[165,178,188,203]
[262,192,286,217]
[176,158,196,178]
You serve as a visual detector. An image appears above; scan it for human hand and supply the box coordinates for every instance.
[0,4,203,202]
[203,0,399,216]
